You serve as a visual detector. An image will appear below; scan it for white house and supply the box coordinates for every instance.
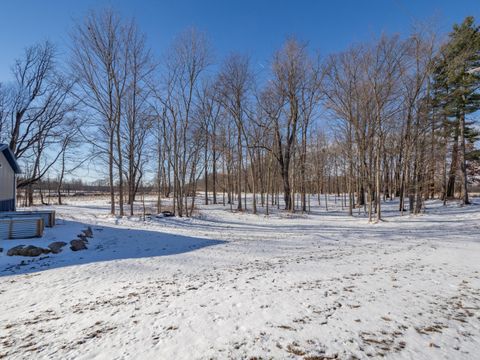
[0,144,21,212]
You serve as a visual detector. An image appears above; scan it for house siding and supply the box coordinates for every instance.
[0,199,15,212]
[0,151,15,211]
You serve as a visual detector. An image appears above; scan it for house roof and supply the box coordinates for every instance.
[0,144,21,174]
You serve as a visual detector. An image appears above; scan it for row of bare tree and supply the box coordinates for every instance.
[1,9,478,220]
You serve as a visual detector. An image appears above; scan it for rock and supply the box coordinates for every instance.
[83,226,93,238]
[77,234,89,242]
[7,245,25,256]
[24,245,50,256]
[70,239,88,251]
[48,241,67,254]
[161,210,175,217]
[7,245,50,257]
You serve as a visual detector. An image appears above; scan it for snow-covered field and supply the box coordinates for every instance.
[1,196,479,359]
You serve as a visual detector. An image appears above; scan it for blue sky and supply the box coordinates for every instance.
[0,0,479,81]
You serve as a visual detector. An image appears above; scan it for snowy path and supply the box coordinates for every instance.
[0,198,479,359]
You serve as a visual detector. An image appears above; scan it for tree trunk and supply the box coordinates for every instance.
[459,111,470,205]
[447,125,459,198]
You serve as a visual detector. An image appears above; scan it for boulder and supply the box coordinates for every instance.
[23,245,50,256]
[70,239,88,251]
[161,210,175,217]
[7,245,50,257]
[77,234,89,242]
[7,245,25,256]
[48,241,67,254]
[83,226,93,238]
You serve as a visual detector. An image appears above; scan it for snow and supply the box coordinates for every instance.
[1,196,479,359]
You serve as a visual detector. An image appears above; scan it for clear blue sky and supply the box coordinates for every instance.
[0,0,479,81]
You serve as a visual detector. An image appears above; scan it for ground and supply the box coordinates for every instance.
[0,196,479,359]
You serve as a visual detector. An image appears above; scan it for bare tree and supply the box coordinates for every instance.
[216,53,253,212]
[71,9,132,215]
[0,42,76,205]
[122,22,155,215]
[154,28,211,216]
[264,39,320,211]
[197,80,222,205]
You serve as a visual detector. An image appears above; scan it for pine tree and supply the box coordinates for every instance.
[432,16,480,204]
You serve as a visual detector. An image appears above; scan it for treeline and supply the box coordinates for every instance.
[1,9,479,220]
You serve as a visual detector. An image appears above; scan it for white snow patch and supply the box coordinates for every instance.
[1,196,479,359]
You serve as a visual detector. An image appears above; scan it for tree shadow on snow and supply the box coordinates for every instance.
[0,219,226,277]
[164,211,480,244]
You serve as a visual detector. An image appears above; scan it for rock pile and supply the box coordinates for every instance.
[6,226,94,256]
[6,241,68,257]
[70,226,94,251]
[7,245,50,257]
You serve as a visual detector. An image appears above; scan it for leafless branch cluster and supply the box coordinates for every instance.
[2,9,479,219]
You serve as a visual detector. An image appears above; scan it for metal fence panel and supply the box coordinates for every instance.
[0,210,55,227]
[0,217,44,239]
